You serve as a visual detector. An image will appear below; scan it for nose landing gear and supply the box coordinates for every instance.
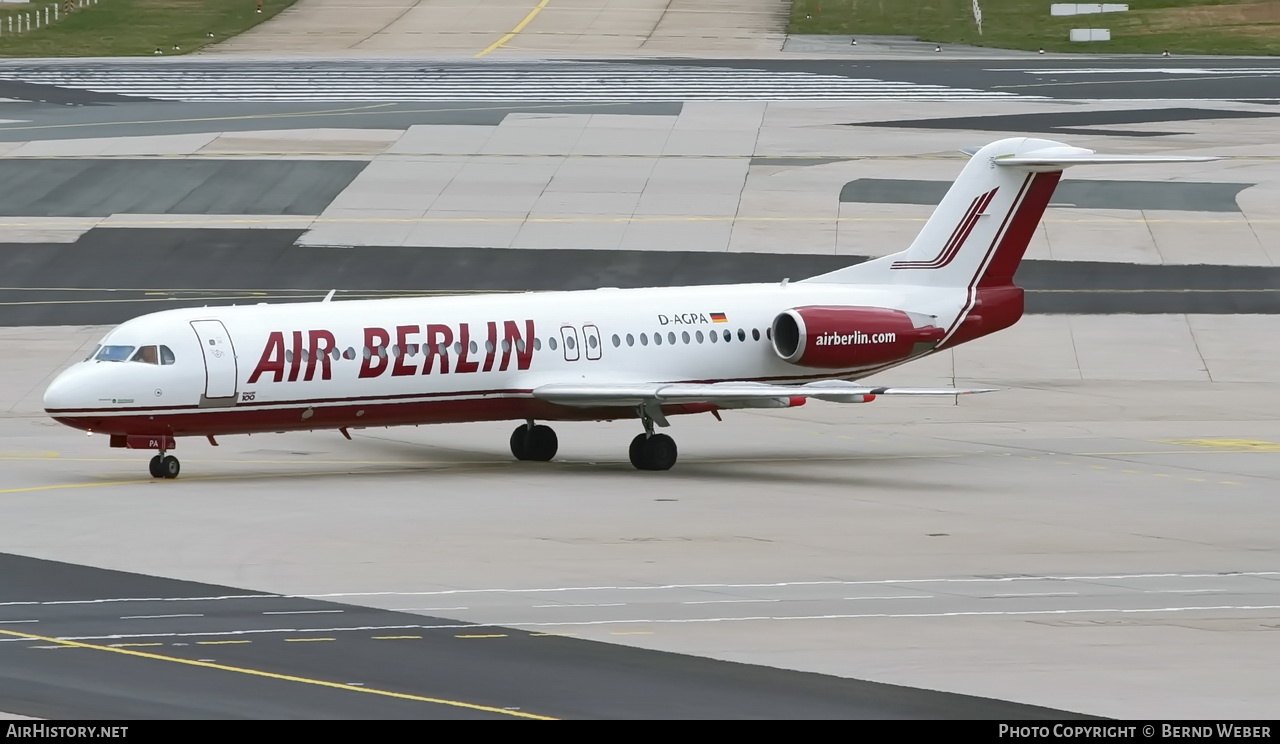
[149,451,180,479]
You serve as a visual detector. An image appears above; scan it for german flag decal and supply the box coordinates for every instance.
[710,312,727,323]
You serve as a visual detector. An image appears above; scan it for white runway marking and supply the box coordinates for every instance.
[0,620,38,624]
[119,614,204,620]
[261,610,345,615]
[843,596,936,600]
[388,607,470,612]
[991,592,1080,597]
[532,603,627,608]
[3,571,1274,608]
[294,571,1280,599]
[994,67,1280,76]
[0,594,270,608]
[4,604,1279,644]
[681,599,780,605]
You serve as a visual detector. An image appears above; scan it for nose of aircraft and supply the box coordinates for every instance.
[43,364,92,413]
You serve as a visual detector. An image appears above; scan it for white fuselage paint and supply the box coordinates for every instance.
[43,281,965,434]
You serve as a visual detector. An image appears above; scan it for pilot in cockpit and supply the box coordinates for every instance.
[133,345,159,364]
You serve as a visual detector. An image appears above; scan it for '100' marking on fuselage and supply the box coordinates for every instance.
[247,321,536,384]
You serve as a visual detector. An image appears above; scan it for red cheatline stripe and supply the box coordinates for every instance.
[46,367,906,418]
[893,191,981,267]
[892,187,996,269]
[891,191,981,268]
[915,187,998,270]
[892,190,983,268]
[977,171,1062,288]
[938,173,1034,343]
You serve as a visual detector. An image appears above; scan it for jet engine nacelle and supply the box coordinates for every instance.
[771,306,945,369]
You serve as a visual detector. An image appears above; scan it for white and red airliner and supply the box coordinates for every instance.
[43,137,1212,478]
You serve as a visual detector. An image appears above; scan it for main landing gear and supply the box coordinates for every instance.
[148,451,180,479]
[510,420,558,461]
[628,409,677,471]
[510,411,679,471]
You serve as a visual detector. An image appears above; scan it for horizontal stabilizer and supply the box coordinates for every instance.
[992,145,1219,170]
[996,154,1219,167]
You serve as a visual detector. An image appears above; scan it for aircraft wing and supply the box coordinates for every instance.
[532,380,996,408]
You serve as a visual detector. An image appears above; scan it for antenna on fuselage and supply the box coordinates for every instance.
[323,289,336,302]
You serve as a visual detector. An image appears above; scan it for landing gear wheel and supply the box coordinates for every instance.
[629,433,677,471]
[510,423,558,461]
[148,455,164,478]
[159,455,180,479]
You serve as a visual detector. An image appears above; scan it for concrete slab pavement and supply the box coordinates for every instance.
[205,0,794,58]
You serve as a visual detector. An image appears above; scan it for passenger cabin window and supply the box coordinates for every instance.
[95,345,135,362]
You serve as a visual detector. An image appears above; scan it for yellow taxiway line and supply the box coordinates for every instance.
[476,0,551,58]
[0,627,555,720]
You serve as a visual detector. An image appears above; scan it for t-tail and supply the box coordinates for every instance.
[803,136,1216,347]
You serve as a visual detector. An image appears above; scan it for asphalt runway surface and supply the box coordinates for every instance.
[0,553,1087,720]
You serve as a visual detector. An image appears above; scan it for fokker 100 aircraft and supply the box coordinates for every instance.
[43,137,1213,478]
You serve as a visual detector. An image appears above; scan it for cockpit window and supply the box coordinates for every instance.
[94,345,135,362]
[131,346,160,365]
[159,345,175,365]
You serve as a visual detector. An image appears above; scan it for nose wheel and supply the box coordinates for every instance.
[148,453,180,479]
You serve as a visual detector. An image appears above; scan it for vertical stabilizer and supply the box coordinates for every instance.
[805,137,1071,288]
[803,137,1215,288]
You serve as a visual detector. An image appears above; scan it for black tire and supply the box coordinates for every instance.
[148,455,164,478]
[511,424,558,461]
[527,425,558,461]
[629,433,648,469]
[629,433,678,471]
[161,455,180,479]
[510,425,531,460]
[645,433,677,471]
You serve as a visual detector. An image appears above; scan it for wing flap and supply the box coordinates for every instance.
[532,380,996,407]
